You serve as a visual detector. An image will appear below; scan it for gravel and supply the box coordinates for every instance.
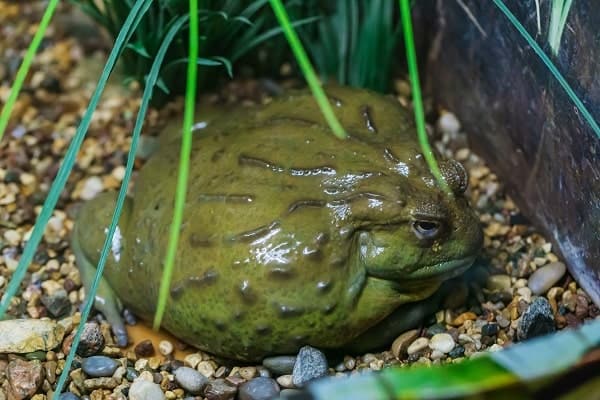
[292,346,328,387]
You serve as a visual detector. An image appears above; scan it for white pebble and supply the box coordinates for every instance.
[528,262,566,295]
[438,111,461,135]
[429,333,455,354]
[80,176,104,200]
[158,340,173,356]
[129,379,165,400]
[407,337,429,355]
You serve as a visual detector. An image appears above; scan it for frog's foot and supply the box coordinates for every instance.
[71,232,129,347]
[343,283,452,354]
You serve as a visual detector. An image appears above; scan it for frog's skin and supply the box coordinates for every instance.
[72,86,483,361]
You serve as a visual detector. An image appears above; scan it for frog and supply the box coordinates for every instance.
[71,86,483,362]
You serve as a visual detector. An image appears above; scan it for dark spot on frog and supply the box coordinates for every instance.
[328,95,343,107]
[232,309,245,321]
[286,199,326,215]
[237,280,257,304]
[211,148,225,162]
[314,232,329,246]
[276,303,305,318]
[189,233,212,248]
[322,303,337,315]
[293,335,308,345]
[198,193,254,204]
[214,320,227,331]
[268,267,295,280]
[187,269,219,288]
[227,221,281,244]
[239,154,285,173]
[302,247,322,261]
[383,147,400,164]
[360,105,377,133]
[255,325,271,335]
[316,280,333,293]
[170,284,184,300]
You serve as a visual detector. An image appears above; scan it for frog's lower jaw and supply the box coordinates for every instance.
[405,255,477,280]
[365,254,477,283]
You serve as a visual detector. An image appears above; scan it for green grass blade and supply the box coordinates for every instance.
[53,12,188,398]
[0,0,154,321]
[153,0,199,330]
[399,0,450,195]
[269,0,346,139]
[548,0,573,55]
[493,0,600,139]
[0,0,60,141]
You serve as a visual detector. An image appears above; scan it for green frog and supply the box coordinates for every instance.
[72,86,482,361]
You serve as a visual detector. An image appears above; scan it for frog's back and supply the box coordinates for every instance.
[106,87,443,360]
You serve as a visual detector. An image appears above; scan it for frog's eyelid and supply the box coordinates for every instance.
[410,212,447,222]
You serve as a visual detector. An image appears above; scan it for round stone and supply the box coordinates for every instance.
[76,323,104,357]
[262,356,297,375]
[174,366,208,395]
[292,346,328,387]
[81,356,119,378]
[486,274,511,291]
[238,377,280,400]
[429,333,455,354]
[528,262,566,295]
[158,340,174,356]
[517,297,556,340]
[406,337,429,355]
[481,323,499,337]
[129,379,166,400]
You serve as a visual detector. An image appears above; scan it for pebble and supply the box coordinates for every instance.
[158,340,173,356]
[451,312,477,326]
[426,323,446,336]
[174,366,208,395]
[448,345,465,358]
[407,337,430,355]
[41,289,71,318]
[391,329,418,358]
[81,356,119,377]
[292,346,328,387]
[429,333,455,354]
[0,319,65,353]
[280,389,303,398]
[517,297,556,340]
[79,176,104,200]
[481,324,499,337]
[197,360,216,378]
[6,359,44,400]
[129,379,166,400]
[276,375,295,389]
[134,339,155,357]
[239,366,258,380]
[204,379,237,400]
[486,274,512,291]
[528,262,566,295]
[438,111,461,135]
[262,355,297,375]
[82,377,120,390]
[238,377,280,400]
[76,322,104,356]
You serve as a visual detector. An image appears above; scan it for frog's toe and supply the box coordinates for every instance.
[112,321,129,347]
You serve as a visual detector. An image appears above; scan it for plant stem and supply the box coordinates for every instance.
[153,0,198,330]
[269,0,346,139]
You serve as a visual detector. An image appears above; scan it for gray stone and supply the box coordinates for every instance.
[517,297,556,340]
[204,378,237,400]
[0,319,65,353]
[429,333,456,354]
[129,379,166,400]
[41,289,71,318]
[238,377,280,400]
[528,262,567,295]
[292,346,328,387]
[81,356,119,378]
[262,355,297,375]
[174,366,208,395]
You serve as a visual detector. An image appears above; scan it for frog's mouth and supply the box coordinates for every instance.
[365,255,476,282]
[405,255,476,280]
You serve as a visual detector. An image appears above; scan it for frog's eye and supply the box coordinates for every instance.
[412,220,443,241]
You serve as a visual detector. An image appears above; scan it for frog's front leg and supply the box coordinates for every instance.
[71,192,132,347]
[343,283,451,354]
